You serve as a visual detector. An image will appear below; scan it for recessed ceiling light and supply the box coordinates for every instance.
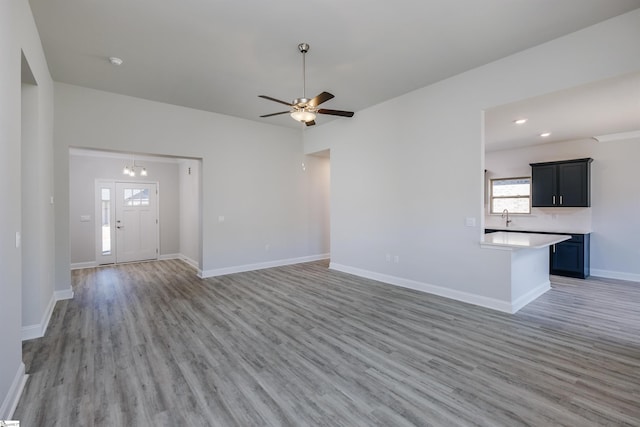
[108,57,123,66]
[540,132,551,137]
[513,118,528,125]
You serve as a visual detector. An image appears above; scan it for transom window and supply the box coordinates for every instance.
[490,177,531,214]
[123,188,150,207]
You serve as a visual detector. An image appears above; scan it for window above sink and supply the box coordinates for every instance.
[490,177,531,214]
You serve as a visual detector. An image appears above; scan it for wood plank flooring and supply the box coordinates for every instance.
[14,260,640,426]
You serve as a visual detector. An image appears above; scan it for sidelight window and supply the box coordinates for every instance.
[101,188,111,254]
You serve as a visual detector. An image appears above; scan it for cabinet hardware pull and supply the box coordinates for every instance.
[552,195,556,205]
[553,244,556,253]
[560,195,563,205]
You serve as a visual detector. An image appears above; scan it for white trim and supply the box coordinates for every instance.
[179,254,199,269]
[55,288,75,301]
[71,261,97,270]
[329,263,516,314]
[70,147,186,163]
[21,293,56,341]
[21,288,74,341]
[593,130,640,143]
[511,281,551,313]
[198,254,330,278]
[158,253,180,261]
[590,268,640,282]
[0,362,27,419]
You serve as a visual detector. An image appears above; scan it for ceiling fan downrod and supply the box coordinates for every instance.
[299,43,309,102]
[258,42,354,125]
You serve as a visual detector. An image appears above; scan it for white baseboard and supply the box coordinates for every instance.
[55,288,74,301]
[590,269,640,283]
[511,281,551,313]
[22,287,74,341]
[329,263,517,314]
[159,253,200,270]
[0,362,27,419]
[70,261,97,270]
[178,255,199,269]
[199,254,330,278]
[21,293,56,341]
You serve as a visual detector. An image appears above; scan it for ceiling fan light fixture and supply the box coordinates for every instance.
[259,43,354,124]
[290,109,316,122]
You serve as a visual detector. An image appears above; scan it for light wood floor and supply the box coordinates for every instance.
[14,260,640,426]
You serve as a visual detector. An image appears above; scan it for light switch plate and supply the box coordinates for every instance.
[465,217,476,227]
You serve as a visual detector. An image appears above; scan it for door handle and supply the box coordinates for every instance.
[117,226,124,229]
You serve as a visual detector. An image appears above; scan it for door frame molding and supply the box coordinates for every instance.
[94,179,160,265]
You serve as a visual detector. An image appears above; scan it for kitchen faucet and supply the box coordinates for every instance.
[502,209,512,227]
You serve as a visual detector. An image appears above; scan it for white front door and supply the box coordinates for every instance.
[115,182,158,263]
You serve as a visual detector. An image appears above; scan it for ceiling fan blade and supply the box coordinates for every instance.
[307,92,334,107]
[305,120,316,126]
[260,111,290,118]
[317,108,354,117]
[258,95,293,106]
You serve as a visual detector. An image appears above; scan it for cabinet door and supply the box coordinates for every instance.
[551,239,584,276]
[557,162,590,207]
[531,164,556,207]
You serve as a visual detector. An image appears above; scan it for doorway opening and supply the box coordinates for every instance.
[69,149,202,270]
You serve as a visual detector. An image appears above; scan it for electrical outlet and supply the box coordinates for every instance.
[265,244,270,251]
[385,253,391,262]
[218,215,225,223]
[394,255,400,264]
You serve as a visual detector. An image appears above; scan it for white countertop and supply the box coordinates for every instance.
[485,225,592,234]
[481,231,570,250]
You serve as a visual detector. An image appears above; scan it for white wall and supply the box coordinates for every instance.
[0,0,55,418]
[304,10,640,307]
[179,159,202,267]
[486,135,640,281]
[54,82,330,282]
[304,154,331,256]
[69,154,181,264]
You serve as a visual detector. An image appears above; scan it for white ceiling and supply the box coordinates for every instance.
[29,0,640,141]
[485,72,640,151]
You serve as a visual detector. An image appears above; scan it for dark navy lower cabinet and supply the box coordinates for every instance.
[484,229,590,279]
[550,234,590,279]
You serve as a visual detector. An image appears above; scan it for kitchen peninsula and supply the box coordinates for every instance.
[481,231,570,313]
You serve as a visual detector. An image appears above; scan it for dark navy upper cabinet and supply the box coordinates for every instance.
[530,158,593,207]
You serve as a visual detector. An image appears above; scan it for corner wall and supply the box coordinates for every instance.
[304,10,640,308]
[179,159,202,267]
[0,0,55,418]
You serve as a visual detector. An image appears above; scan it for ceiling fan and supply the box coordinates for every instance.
[259,43,354,126]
